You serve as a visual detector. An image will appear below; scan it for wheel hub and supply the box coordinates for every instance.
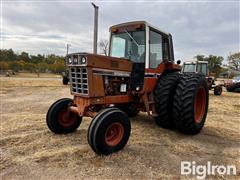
[105,122,124,147]
[194,87,206,124]
[58,108,75,127]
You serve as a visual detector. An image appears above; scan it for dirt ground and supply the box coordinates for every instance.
[0,76,240,180]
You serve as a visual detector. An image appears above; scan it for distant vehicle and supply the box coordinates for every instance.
[62,70,69,85]
[181,60,223,95]
[233,76,240,83]
[225,75,240,93]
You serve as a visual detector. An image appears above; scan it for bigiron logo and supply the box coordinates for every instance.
[181,161,236,179]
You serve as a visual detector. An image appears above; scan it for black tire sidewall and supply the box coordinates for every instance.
[47,98,82,134]
[92,110,131,155]
[87,108,119,151]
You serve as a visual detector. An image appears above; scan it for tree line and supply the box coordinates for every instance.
[194,52,240,77]
[0,49,66,73]
[0,48,239,77]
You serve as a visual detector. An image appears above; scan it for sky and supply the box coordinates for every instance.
[1,0,239,62]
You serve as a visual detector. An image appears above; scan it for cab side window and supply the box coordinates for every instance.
[149,30,162,68]
[197,63,207,75]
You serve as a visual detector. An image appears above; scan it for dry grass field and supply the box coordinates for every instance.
[0,75,240,179]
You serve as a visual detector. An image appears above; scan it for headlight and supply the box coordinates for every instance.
[68,57,72,64]
[81,56,86,64]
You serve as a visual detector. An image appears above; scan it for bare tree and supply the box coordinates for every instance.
[98,39,109,56]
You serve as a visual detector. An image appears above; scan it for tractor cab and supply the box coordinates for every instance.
[182,61,208,76]
[109,21,175,68]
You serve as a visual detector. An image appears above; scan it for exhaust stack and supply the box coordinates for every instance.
[92,3,98,54]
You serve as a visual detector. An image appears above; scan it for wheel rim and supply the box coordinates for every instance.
[194,87,206,124]
[58,107,75,127]
[105,122,124,147]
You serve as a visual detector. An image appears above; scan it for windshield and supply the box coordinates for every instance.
[110,30,145,63]
[183,64,196,73]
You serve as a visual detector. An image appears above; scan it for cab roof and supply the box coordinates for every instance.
[109,21,170,36]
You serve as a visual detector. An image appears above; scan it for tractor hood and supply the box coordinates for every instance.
[66,53,133,72]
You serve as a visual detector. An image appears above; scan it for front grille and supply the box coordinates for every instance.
[69,67,88,95]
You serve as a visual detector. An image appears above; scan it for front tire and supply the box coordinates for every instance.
[214,86,222,95]
[62,76,69,85]
[173,74,209,134]
[46,98,82,134]
[87,108,131,155]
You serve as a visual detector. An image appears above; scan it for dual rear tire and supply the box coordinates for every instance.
[154,73,209,134]
[153,72,181,129]
[173,74,209,134]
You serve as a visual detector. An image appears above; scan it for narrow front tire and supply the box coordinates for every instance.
[87,108,131,155]
[46,98,82,134]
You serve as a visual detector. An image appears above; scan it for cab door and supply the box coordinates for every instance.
[144,29,170,92]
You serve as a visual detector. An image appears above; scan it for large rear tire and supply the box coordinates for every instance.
[87,108,131,155]
[46,98,82,134]
[173,74,209,134]
[153,72,182,129]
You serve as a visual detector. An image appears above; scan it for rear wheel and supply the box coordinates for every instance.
[46,98,82,134]
[153,72,182,129]
[173,74,209,134]
[214,86,222,95]
[87,108,131,155]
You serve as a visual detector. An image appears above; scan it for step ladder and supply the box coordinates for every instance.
[143,92,157,117]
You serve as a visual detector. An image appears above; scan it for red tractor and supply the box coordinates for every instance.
[47,21,209,155]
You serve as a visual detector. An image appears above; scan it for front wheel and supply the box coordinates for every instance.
[62,76,69,85]
[87,108,131,155]
[46,98,82,134]
[173,74,209,134]
[214,86,222,95]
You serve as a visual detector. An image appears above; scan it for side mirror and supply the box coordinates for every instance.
[177,60,181,65]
